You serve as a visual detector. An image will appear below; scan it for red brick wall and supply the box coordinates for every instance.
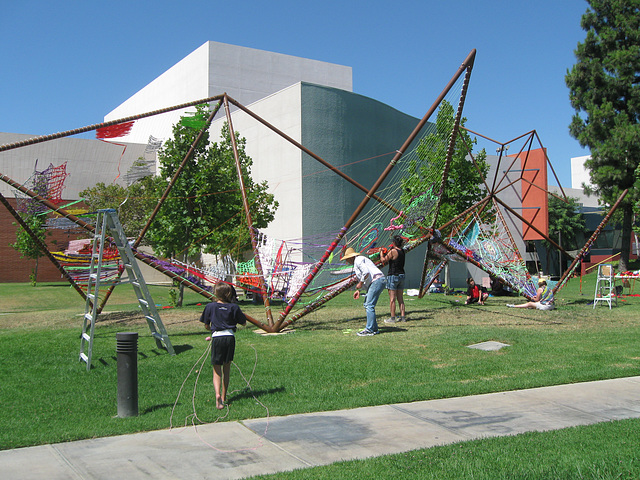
[0,198,88,283]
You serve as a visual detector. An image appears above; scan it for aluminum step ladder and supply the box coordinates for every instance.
[79,209,175,370]
[593,264,618,309]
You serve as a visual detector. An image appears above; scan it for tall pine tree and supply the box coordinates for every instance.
[565,0,640,271]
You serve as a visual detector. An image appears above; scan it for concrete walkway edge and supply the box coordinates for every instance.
[2,376,640,479]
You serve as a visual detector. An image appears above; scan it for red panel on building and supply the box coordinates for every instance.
[518,148,548,241]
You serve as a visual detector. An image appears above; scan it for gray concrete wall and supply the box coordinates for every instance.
[104,41,352,145]
[299,84,432,288]
[207,83,304,252]
[0,133,148,198]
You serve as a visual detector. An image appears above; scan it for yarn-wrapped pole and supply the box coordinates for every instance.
[417,196,490,298]
[0,191,88,302]
[0,170,275,329]
[224,95,275,329]
[417,56,475,297]
[279,228,435,328]
[275,49,478,330]
[553,188,628,294]
[95,101,225,314]
[0,95,226,153]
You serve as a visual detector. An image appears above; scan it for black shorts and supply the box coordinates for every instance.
[211,335,236,365]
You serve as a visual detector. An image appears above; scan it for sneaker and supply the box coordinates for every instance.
[384,317,397,324]
[356,329,375,336]
[506,304,515,308]
[400,316,406,322]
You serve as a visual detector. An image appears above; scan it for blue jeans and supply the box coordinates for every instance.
[387,274,405,290]
[364,276,386,332]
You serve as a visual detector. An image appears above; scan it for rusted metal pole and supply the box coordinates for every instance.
[416,56,475,296]
[461,127,535,147]
[493,197,523,263]
[418,259,446,298]
[280,276,358,330]
[0,172,234,315]
[279,225,434,328]
[553,188,628,293]
[223,95,275,329]
[417,196,491,296]
[493,135,535,195]
[225,95,401,216]
[276,50,478,329]
[1,173,95,231]
[532,130,567,200]
[0,95,225,153]
[458,132,492,194]
[430,55,475,229]
[438,195,492,233]
[434,237,535,301]
[97,101,224,313]
[0,191,89,302]
[135,100,223,247]
[493,196,572,258]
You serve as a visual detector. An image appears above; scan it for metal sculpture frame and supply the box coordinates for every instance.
[0,49,478,333]
[6,47,619,330]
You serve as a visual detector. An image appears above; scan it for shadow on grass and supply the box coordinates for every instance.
[227,386,285,404]
[168,330,214,338]
[563,297,597,306]
[291,307,438,332]
[497,311,564,325]
[378,326,408,333]
[165,344,194,355]
[142,403,176,414]
[96,344,194,367]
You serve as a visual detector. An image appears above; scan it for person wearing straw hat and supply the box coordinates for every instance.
[342,247,386,336]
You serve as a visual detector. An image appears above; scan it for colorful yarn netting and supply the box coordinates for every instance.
[442,201,538,299]
[15,161,69,214]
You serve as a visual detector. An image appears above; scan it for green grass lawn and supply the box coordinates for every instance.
[249,418,640,479]
[1,273,639,477]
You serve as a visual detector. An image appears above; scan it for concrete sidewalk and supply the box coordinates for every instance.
[2,376,640,480]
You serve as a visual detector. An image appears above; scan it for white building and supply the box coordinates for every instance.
[103,41,427,281]
[571,154,592,189]
[1,41,428,285]
[104,41,353,145]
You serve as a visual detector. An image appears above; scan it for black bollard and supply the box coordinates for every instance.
[116,332,139,417]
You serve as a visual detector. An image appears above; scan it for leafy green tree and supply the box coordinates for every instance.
[565,0,640,271]
[635,164,640,241]
[147,105,278,303]
[402,100,489,228]
[149,106,277,259]
[79,172,159,242]
[10,213,50,285]
[544,195,587,274]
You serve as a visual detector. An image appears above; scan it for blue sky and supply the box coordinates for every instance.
[1,0,590,187]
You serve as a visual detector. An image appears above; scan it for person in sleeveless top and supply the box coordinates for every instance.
[507,279,555,310]
[382,235,406,323]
